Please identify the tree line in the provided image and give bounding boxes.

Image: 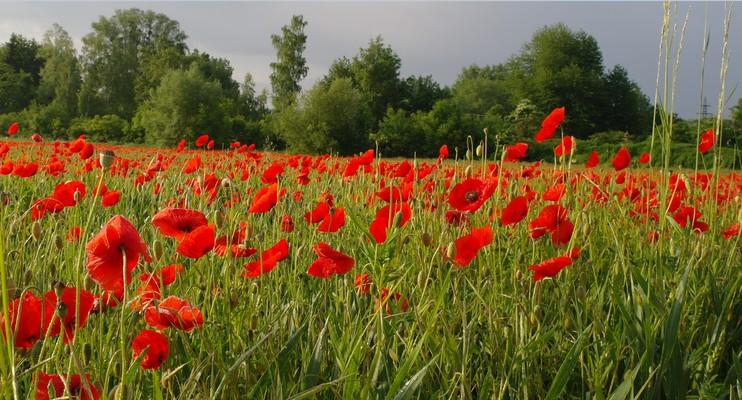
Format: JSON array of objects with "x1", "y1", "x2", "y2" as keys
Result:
[{"x1": 1, "y1": 9, "x2": 740, "y2": 156}]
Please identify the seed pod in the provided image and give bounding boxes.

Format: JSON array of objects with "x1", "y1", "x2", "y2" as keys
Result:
[
  {"x1": 220, "y1": 177, "x2": 232, "y2": 188},
  {"x1": 99, "y1": 150, "x2": 116, "y2": 170},
  {"x1": 153, "y1": 240, "x2": 164, "y2": 262},
  {"x1": 32, "y1": 221, "x2": 42, "y2": 241},
  {"x1": 446, "y1": 242, "x2": 456, "y2": 260}
]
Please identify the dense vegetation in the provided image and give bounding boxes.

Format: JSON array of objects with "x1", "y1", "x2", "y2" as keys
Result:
[{"x1": 2, "y1": 8, "x2": 740, "y2": 159}]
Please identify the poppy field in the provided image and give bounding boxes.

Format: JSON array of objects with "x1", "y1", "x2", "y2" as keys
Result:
[{"x1": 0, "y1": 111, "x2": 740, "y2": 399}]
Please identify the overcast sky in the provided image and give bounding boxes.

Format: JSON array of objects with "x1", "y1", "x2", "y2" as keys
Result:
[{"x1": 0, "y1": 1, "x2": 738, "y2": 118}]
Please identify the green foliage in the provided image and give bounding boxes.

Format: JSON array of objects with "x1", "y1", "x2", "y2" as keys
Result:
[
  {"x1": 350, "y1": 37, "x2": 403, "y2": 122},
  {"x1": 69, "y1": 114, "x2": 131, "y2": 142},
  {"x1": 0, "y1": 34, "x2": 43, "y2": 113},
  {"x1": 276, "y1": 77, "x2": 372, "y2": 155},
  {"x1": 37, "y1": 24, "x2": 81, "y2": 125},
  {"x1": 270, "y1": 15, "x2": 308, "y2": 111},
  {"x1": 372, "y1": 108, "x2": 431, "y2": 157},
  {"x1": 136, "y1": 66, "x2": 232, "y2": 146},
  {"x1": 79, "y1": 8, "x2": 188, "y2": 119}
]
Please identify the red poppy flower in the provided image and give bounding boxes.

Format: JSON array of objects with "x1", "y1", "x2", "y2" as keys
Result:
[
  {"x1": 698, "y1": 128, "x2": 714, "y2": 154},
  {"x1": 207, "y1": 139, "x2": 215, "y2": 150},
  {"x1": 195, "y1": 134, "x2": 210, "y2": 147},
  {"x1": 450, "y1": 226, "x2": 493, "y2": 267},
  {"x1": 12, "y1": 161, "x2": 38, "y2": 178},
  {"x1": 31, "y1": 197, "x2": 65, "y2": 220},
  {"x1": 280, "y1": 214, "x2": 295, "y2": 232},
  {"x1": 144, "y1": 296, "x2": 204, "y2": 332},
  {"x1": 444, "y1": 209, "x2": 468, "y2": 226},
  {"x1": 36, "y1": 373, "x2": 100, "y2": 400},
  {"x1": 248, "y1": 184, "x2": 284, "y2": 214},
  {"x1": 504, "y1": 143, "x2": 528, "y2": 162},
  {"x1": 304, "y1": 201, "x2": 331, "y2": 223},
  {"x1": 132, "y1": 329, "x2": 169, "y2": 370},
  {"x1": 152, "y1": 208, "x2": 208, "y2": 241},
  {"x1": 378, "y1": 288, "x2": 409, "y2": 315},
  {"x1": 529, "y1": 204, "x2": 572, "y2": 246},
  {"x1": 528, "y1": 256, "x2": 573, "y2": 282},
  {"x1": 52, "y1": 180, "x2": 86, "y2": 207},
  {"x1": 639, "y1": 152, "x2": 651, "y2": 164},
  {"x1": 438, "y1": 145, "x2": 449, "y2": 162},
  {"x1": 7, "y1": 122, "x2": 19, "y2": 135},
  {"x1": 183, "y1": 156, "x2": 201, "y2": 173},
  {"x1": 586, "y1": 150, "x2": 600, "y2": 168},
  {"x1": 722, "y1": 223, "x2": 740, "y2": 239},
  {"x1": 501, "y1": 196, "x2": 529, "y2": 226},
  {"x1": 243, "y1": 239, "x2": 290, "y2": 278},
  {"x1": 67, "y1": 226, "x2": 82, "y2": 242},
  {"x1": 553, "y1": 136, "x2": 574, "y2": 157},
  {"x1": 177, "y1": 139, "x2": 187, "y2": 151},
  {"x1": 0, "y1": 291, "x2": 45, "y2": 349},
  {"x1": 448, "y1": 178, "x2": 497, "y2": 213},
  {"x1": 176, "y1": 224, "x2": 215, "y2": 259},
  {"x1": 317, "y1": 207, "x2": 346, "y2": 233},
  {"x1": 31, "y1": 133, "x2": 42, "y2": 142},
  {"x1": 535, "y1": 107, "x2": 565, "y2": 142},
  {"x1": 79, "y1": 143, "x2": 94, "y2": 160},
  {"x1": 355, "y1": 273, "x2": 372, "y2": 295},
  {"x1": 85, "y1": 216, "x2": 151, "y2": 293},
  {"x1": 612, "y1": 147, "x2": 631, "y2": 171},
  {"x1": 307, "y1": 242, "x2": 355, "y2": 278},
  {"x1": 43, "y1": 287, "x2": 95, "y2": 343},
  {"x1": 101, "y1": 190, "x2": 121, "y2": 208},
  {"x1": 369, "y1": 202, "x2": 412, "y2": 243}
]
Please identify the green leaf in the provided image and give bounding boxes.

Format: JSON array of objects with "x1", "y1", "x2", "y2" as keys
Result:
[{"x1": 544, "y1": 325, "x2": 591, "y2": 400}]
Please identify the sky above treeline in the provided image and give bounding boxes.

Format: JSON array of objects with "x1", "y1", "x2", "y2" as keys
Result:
[{"x1": 0, "y1": 1, "x2": 738, "y2": 118}]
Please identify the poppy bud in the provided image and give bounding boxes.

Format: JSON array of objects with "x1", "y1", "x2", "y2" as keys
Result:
[
  {"x1": 49, "y1": 263, "x2": 56, "y2": 276},
  {"x1": 476, "y1": 142, "x2": 483, "y2": 157},
  {"x1": 53, "y1": 281, "x2": 65, "y2": 299},
  {"x1": 416, "y1": 270, "x2": 425, "y2": 288},
  {"x1": 216, "y1": 211, "x2": 226, "y2": 229},
  {"x1": 0, "y1": 191, "x2": 10, "y2": 206},
  {"x1": 576, "y1": 286, "x2": 587, "y2": 301},
  {"x1": 421, "y1": 232, "x2": 432, "y2": 247},
  {"x1": 84, "y1": 276, "x2": 94, "y2": 291},
  {"x1": 153, "y1": 240, "x2": 164, "y2": 262},
  {"x1": 31, "y1": 221, "x2": 42, "y2": 241},
  {"x1": 221, "y1": 178, "x2": 232, "y2": 188},
  {"x1": 534, "y1": 282, "x2": 542, "y2": 305},
  {"x1": 514, "y1": 269, "x2": 522, "y2": 280},
  {"x1": 73, "y1": 189, "x2": 81, "y2": 203},
  {"x1": 483, "y1": 127, "x2": 489, "y2": 136},
  {"x1": 465, "y1": 149, "x2": 472, "y2": 160},
  {"x1": 446, "y1": 242, "x2": 456, "y2": 260},
  {"x1": 54, "y1": 235, "x2": 64, "y2": 250},
  {"x1": 83, "y1": 343, "x2": 93, "y2": 364},
  {"x1": 23, "y1": 269, "x2": 33, "y2": 284},
  {"x1": 563, "y1": 315, "x2": 574, "y2": 330},
  {"x1": 5, "y1": 277, "x2": 16, "y2": 300},
  {"x1": 464, "y1": 165, "x2": 473, "y2": 178},
  {"x1": 99, "y1": 150, "x2": 116, "y2": 170},
  {"x1": 529, "y1": 311, "x2": 539, "y2": 326},
  {"x1": 56, "y1": 302, "x2": 68, "y2": 319}
]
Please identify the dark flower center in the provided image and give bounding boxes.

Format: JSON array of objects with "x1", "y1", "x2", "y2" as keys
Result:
[{"x1": 465, "y1": 190, "x2": 480, "y2": 203}]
